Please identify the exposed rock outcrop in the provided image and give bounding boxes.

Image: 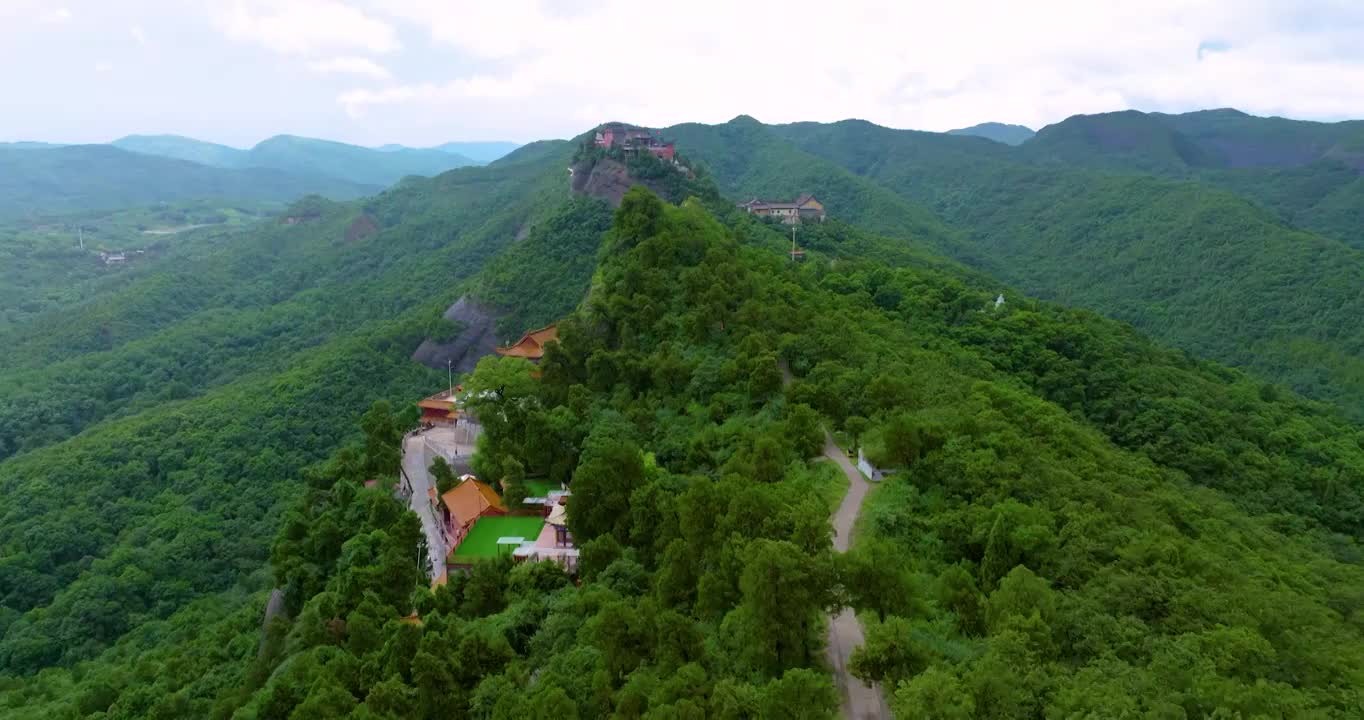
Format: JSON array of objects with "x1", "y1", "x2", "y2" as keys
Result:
[
  {"x1": 410, "y1": 295, "x2": 502, "y2": 374},
  {"x1": 570, "y1": 158, "x2": 673, "y2": 207}
]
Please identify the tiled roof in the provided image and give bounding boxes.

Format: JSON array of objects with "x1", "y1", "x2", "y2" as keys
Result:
[{"x1": 441, "y1": 478, "x2": 506, "y2": 528}]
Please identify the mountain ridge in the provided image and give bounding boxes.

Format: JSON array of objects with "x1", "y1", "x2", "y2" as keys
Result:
[{"x1": 946, "y1": 121, "x2": 1035, "y2": 145}]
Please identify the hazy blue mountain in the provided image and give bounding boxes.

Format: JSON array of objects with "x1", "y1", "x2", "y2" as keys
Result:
[
  {"x1": 245, "y1": 135, "x2": 477, "y2": 186},
  {"x1": 112, "y1": 134, "x2": 247, "y2": 168},
  {"x1": 946, "y1": 121, "x2": 1035, "y2": 145},
  {"x1": 110, "y1": 134, "x2": 483, "y2": 186},
  {"x1": 431, "y1": 141, "x2": 521, "y2": 162},
  {"x1": 0, "y1": 141, "x2": 66, "y2": 150},
  {"x1": 0, "y1": 144, "x2": 377, "y2": 217},
  {"x1": 376, "y1": 141, "x2": 520, "y2": 163}
]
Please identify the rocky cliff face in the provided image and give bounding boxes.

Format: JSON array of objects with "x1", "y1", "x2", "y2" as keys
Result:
[
  {"x1": 570, "y1": 157, "x2": 674, "y2": 207},
  {"x1": 410, "y1": 295, "x2": 502, "y2": 374}
]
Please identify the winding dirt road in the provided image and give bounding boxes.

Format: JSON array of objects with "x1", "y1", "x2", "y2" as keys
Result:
[{"x1": 823, "y1": 431, "x2": 892, "y2": 719}]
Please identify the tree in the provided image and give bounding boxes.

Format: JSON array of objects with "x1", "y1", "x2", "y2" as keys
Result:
[
  {"x1": 891, "y1": 665, "x2": 975, "y2": 720},
  {"x1": 936, "y1": 565, "x2": 985, "y2": 636},
  {"x1": 360, "y1": 401, "x2": 404, "y2": 479},
  {"x1": 429, "y1": 456, "x2": 458, "y2": 495},
  {"x1": 838, "y1": 537, "x2": 920, "y2": 621},
  {"x1": 730, "y1": 539, "x2": 832, "y2": 676},
  {"x1": 760, "y1": 668, "x2": 839, "y2": 720},
  {"x1": 568, "y1": 435, "x2": 646, "y2": 543},
  {"x1": 783, "y1": 403, "x2": 825, "y2": 459},
  {"x1": 849, "y1": 616, "x2": 932, "y2": 684}
]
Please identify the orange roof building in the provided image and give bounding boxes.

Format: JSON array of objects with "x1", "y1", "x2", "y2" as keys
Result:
[
  {"x1": 417, "y1": 389, "x2": 461, "y2": 426},
  {"x1": 439, "y1": 476, "x2": 507, "y2": 546},
  {"x1": 494, "y1": 324, "x2": 558, "y2": 362}
]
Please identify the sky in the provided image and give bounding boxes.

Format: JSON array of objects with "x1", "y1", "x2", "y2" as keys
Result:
[{"x1": 2, "y1": 0, "x2": 1363, "y2": 147}]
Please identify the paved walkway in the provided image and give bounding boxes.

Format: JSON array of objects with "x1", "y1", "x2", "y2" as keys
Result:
[
  {"x1": 823, "y1": 431, "x2": 892, "y2": 719},
  {"x1": 402, "y1": 433, "x2": 447, "y2": 581}
]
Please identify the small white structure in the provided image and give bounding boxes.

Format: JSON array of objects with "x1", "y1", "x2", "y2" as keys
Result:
[
  {"x1": 856, "y1": 448, "x2": 887, "y2": 482},
  {"x1": 994, "y1": 294, "x2": 1005, "y2": 309}
]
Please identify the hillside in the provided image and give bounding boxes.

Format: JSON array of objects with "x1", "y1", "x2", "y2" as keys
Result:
[
  {"x1": 947, "y1": 121, "x2": 1035, "y2": 145},
  {"x1": 6, "y1": 185, "x2": 1363, "y2": 717},
  {"x1": 1025, "y1": 110, "x2": 1218, "y2": 172},
  {"x1": 1018, "y1": 109, "x2": 1364, "y2": 250},
  {"x1": 246, "y1": 136, "x2": 479, "y2": 186},
  {"x1": 663, "y1": 116, "x2": 1364, "y2": 420},
  {"x1": 0, "y1": 199, "x2": 278, "y2": 331},
  {"x1": 666, "y1": 116, "x2": 967, "y2": 256},
  {"x1": 111, "y1": 134, "x2": 484, "y2": 187},
  {"x1": 111, "y1": 134, "x2": 247, "y2": 167},
  {"x1": 0, "y1": 139, "x2": 582, "y2": 676},
  {"x1": 432, "y1": 141, "x2": 521, "y2": 162},
  {"x1": 0, "y1": 145, "x2": 376, "y2": 218}
]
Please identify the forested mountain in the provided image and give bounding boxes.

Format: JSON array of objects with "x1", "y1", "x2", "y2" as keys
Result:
[
  {"x1": 375, "y1": 141, "x2": 519, "y2": 162},
  {"x1": 946, "y1": 122, "x2": 1035, "y2": 145},
  {"x1": 0, "y1": 141, "x2": 581, "y2": 675},
  {"x1": 4, "y1": 113, "x2": 1364, "y2": 719},
  {"x1": 246, "y1": 136, "x2": 479, "y2": 187},
  {"x1": 7, "y1": 174, "x2": 1363, "y2": 717},
  {"x1": 0, "y1": 145, "x2": 377, "y2": 218},
  {"x1": 431, "y1": 141, "x2": 522, "y2": 163},
  {"x1": 111, "y1": 134, "x2": 247, "y2": 168},
  {"x1": 0, "y1": 199, "x2": 278, "y2": 330},
  {"x1": 110, "y1": 134, "x2": 483, "y2": 187},
  {"x1": 1024, "y1": 109, "x2": 1364, "y2": 249},
  {"x1": 665, "y1": 116, "x2": 1364, "y2": 421}
]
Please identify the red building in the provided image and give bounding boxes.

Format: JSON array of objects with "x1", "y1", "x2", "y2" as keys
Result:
[
  {"x1": 647, "y1": 143, "x2": 675, "y2": 162},
  {"x1": 417, "y1": 388, "x2": 460, "y2": 427},
  {"x1": 594, "y1": 123, "x2": 676, "y2": 163}
]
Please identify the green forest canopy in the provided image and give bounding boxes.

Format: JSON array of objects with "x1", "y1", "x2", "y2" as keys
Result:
[{"x1": 5, "y1": 187, "x2": 1363, "y2": 719}]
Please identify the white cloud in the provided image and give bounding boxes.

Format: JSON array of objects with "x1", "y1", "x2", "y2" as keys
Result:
[
  {"x1": 131, "y1": 24, "x2": 146, "y2": 46},
  {"x1": 219, "y1": 0, "x2": 398, "y2": 56},
  {"x1": 351, "y1": 0, "x2": 1364, "y2": 135},
  {"x1": 94, "y1": 59, "x2": 113, "y2": 73},
  {"x1": 38, "y1": 7, "x2": 72, "y2": 23},
  {"x1": 309, "y1": 55, "x2": 391, "y2": 79},
  {"x1": 338, "y1": 72, "x2": 535, "y2": 116}
]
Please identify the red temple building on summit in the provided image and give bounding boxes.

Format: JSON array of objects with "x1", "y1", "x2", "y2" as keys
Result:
[{"x1": 594, "y1": 122, "x2": 676, "y2": 162}]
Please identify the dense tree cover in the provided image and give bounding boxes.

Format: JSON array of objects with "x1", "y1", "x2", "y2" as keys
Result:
[
  {"x1": 4, "y1": 189, "x2": 855, "y2": 718},
  {"x1": 0, "y1": 149, "x2": 571, "y2": 462},
  {"x1": 10, "y1": 186, "x2": 1364, "y2": 720},
  {"x1": 0, "y1": 145, "x2": 375, "y2": 219},
  {"x1": 6, "y1": 176, "x2": 1364, "y2": 718},
  {"x1": 6, "y1": 111, "x2": 1364, "y2": 719},
  {"x1": 671, "y1": 115, "x2": 1364, "y2": 420},
  {"x1": 473, "y1": 195, "x2": 615, "y2": 340},
  {"x1": 0, "y1": 200, "x2": 278, "y2": 330},
  {"x1": 748, "y1": 224, "x2": 1364, "y2": 714},
  {"x1": 0, "y1": 143, "x2": 581, "y2": 675}
]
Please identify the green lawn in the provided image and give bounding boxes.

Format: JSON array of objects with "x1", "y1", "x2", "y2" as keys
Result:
[
  {"x1": 450, "y1": 515, "x2": 546, "y2": 563},
  {"x1": 524, "y1": 478, "x2": 560, "y2": 497}
]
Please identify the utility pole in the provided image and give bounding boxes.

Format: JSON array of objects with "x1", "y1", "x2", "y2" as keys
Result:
[
  {"x1": 790, "y1": 224, "x2": 798, "y2": 260},
  {"x1": 447, "y1": 358, "x2": 453, "y2": 397}
]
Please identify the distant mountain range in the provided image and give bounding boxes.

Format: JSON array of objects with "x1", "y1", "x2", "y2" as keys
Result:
[
  {"x1": 0, "y1": 144, "x2": 379, "y2": 217},
  {"x1": 109, "y1": 134, "x2": 513, "y2": 187},
  {"x1": 946, "y1": 121, "x2": 1036, "y2": 145},
  {"x1": 376, "y1": 141, "x2": 522, "y2": 164},
  {"x1": 0, "y1": 134, "x2": 524, "y2": 217}
]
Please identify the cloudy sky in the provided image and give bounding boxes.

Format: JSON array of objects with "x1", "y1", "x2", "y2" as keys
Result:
[{"x1": 2, "y1": 0, "x2": 1363, "y2": 147}]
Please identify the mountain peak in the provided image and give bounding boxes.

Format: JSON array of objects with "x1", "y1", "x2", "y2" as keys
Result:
[{"x1": 946, "y1": 122, "x2": 1036, "y2": 145}]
